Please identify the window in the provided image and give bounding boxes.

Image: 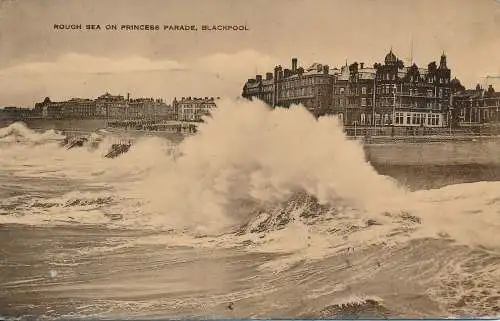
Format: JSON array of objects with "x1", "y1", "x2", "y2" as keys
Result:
[
  {"x1": 362, "y1": 87, "x2": 367, "y2": 95},
  {"x1": 428, "y1": 114, "x2": 440, "y2": 126},
  {"x1": 361, "y1": 98, "x2": 367, "y2": 106},
  {"x1": 395, "y1": 112, "x2": 404, "y2": 124},
  {"x1": 361, "y1": 113, "x2": 366, "y2": 125}
]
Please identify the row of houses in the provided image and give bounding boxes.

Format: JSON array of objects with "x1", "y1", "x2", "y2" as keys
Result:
[
  {"x1": 1, "y1": 94, "x2": 219, "y2": 122},
  {"x1": 242, "y1": 51, "x2": 499, "y2": 128},
  {"x1": 33, "y1": 93, "x2": 174, "y2": 121}
]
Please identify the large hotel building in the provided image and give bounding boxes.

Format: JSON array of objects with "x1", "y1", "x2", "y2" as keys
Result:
[{"x1": 242, "y1": 50, "x2": 471, "y2": 128}]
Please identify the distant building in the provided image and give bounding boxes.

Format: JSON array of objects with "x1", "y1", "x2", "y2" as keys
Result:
[
  {"x1": 95, "y1": 93, "x2": 128, "y2": 120},
  {"x1": 35, "y1": 97, "x2": 97, "y2": 119},
  {"x1": 174, "y1": 96, "x2": 218, "y2": 121},
  {"x1": 0, "y1": 107, "x2": 33, "y2": 120},
  {"x1": 452, "y1": 85, "x2": 500, "y2": 125},
  {"x1": 242, "y1": 58, "x2": 333, "y2": 117},
  {"x1": 63, "y1": 98, "x2": 97, "y2": 119}
]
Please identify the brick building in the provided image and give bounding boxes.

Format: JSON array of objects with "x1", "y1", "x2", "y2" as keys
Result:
[
  {"x1": 242, "y1": 58, "x2": 333, "y2": 117},
  {"x1": 243, "y1": 51, "x2": 459, "y2": 128},
  {"x1": 452, "y1": 85, "x2": 500, "y2": 125},
  {"x1": 335, "y1": 50, "x2": 454, "y2": 128}
]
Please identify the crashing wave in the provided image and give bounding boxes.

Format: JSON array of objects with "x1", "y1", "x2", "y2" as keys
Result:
[{"x1": 0, "y1": 122, "x2": 65, "y2": 144}]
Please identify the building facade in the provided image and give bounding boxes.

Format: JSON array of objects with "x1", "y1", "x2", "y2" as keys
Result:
[
  {"x1": 174, "y1": 97, "x2": 218, "y2": 121},
  {"x1": 0, "y1": 107, "x2": 34, "y2": 120},
  {"x1": 334, "y1": 50, "x2": 454, "y2": 128},
  {"x1": 63, "y1": 98, "x2": 98, "y2": 119},
  {"x1": 243, "y1": 52, "x2": 459, "y2": 128},
  {"x1": 452, "y1": 85, "x2": 500, "y2": 125},
  {"x1": 34, "y1": 93, "x2": 174, "y2": 121},
  {"x1": 242, "y1": 58, "x2": 333, "y2": 117},
  {"x1": 128, "y1": 98, "x2": 172, "y2": 120},
  {"x1": 95, "y1": 93, "x2": 128, "y2": 119}
]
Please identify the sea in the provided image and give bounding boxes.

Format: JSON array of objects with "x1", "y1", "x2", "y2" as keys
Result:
[{"x1": 0, "y1": 99, "x2": 499, "y2": 320}]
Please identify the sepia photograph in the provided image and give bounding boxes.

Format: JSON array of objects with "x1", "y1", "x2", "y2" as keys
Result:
[{"x1": 0, "y1": 0, "x2": 499, "y2": 319}]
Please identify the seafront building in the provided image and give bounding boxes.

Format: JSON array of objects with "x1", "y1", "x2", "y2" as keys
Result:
[
  {"x1": 32, "y1": 93, "x2": 175, "y2": 121},
  {"x1": 0, "y1": 107, "x2": 33, "y2": 121},
  {"x1": 2, "y1": 93, "x2": 219, "y2": 123},
  {"x1": 242, "y1": 58, "x2": 333, "y2": 117},
  {"x1": 452, "y1": 85, "x2": 500, "y2": 126},
  {"x1": 173, "y1": 96, "x2": 219, "y2": 121},
  {"x1": 242, "y1": 51, "x2": 469, "y2": 129}
]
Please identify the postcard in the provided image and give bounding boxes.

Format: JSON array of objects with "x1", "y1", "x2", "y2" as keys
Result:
[{"x1": 0, "y1": 0, "x2": 499, "y2": 319}]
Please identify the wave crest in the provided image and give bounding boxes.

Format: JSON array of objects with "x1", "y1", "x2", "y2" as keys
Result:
[{"x1": 0, "y1": 122, "x2": 65, "y2": 143}]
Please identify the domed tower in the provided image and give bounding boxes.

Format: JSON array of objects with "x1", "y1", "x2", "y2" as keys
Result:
[
  {"x1": 384, "y1": 49, "x2": 398, "y2": 66},
  {"x1": 380, "y1": 48, "x2": 400, "y2": 82}
]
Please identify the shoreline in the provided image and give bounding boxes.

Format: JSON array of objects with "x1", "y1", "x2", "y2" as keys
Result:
[{"x1": 3, "y1": 118, "x2": 500, "y2": 144}]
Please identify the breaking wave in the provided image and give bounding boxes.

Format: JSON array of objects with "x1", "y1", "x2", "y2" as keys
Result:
[
  {"x1": 0, "y1": 99, "x2": 499, "y2": 251},
  {"x1": 0, "y1": 122, "x2": 65, "y2": 144}
]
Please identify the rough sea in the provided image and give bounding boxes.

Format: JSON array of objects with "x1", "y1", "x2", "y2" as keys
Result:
[{"x1": 1, "y1": 99, "x2": 499, "y2": 319}]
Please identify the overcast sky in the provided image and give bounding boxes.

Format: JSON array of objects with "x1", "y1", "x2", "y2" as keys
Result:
[{"x1": 1, "y1": 0, "x2": 500, "y2": 107}]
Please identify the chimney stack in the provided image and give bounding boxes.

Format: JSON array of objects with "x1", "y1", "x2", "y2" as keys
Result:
[
  {"x1": 360, "y1": 62, "x2": 364, "y2": 69},
  {"x1": 256, "y1": 74, "x2": 262, "y2": 82},
  {"x1": 266, "y1": 72, "x2": 273, "y2": 80},
  {"x1": 292, "y1": 58, "x2": 298, "y2": 72},
  {"x1": 323, "y1": 65, "x2": 330, "y2": 75},
  {"x1": 274, "y1": 65, "x2": 282, "y2": 81}
]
